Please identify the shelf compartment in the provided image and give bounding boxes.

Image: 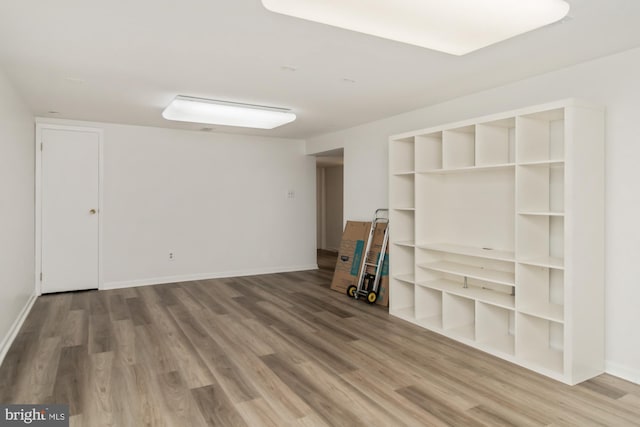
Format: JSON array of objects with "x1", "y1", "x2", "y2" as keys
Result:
[
  {"x1": 390, "y1": 174, "x2": 415, "y2": 209},
  {"x1": 415, "y1": 132, "x2": 443, "y2": 171},
  {"x1": 389, "y1": 245, "x2": 414, "y2": 284},
  {"x1": 477, "y1": 302, "x2": 515, "y2": 356},
  {"x1": 517, "y1": 264, "x2": 564, "y2": 323},
  {"x1": 389, "y1": 279, "x2": 415, "y2": 321},
  {"x1": 415, "y1": 286, "x2": 443, "y2": 330},
  {"x1": 516, "y1": 109, "x2": 564, "y2": 164},
  {"x1": 443, "y1": 126, "x2": 475, "y2": 169},
  {"x1": 389, "y1": 209, "x2": 415, "y2": 243},
  {"x1": 517, "y1": 163, "x2": 564, "y2": 213},
  {"x1": 418, "y1": 260, "x2": 515, "y2": 287},
  {"x1": 390, "y1": 136, "x2": 415, "y2": 174},
  {"x1": 517, "y1": 215, "x2": 564, "y2": 261},
  {"x1": 415, "y1": 169, "x2": 515, "y2": 251},
  {"x1": 414, "y1": 248, "x2": 443, "y2": 284},
  {"x1": 475, "y1": 118, "x2": 515, "y2": 166},
  {"x1": 443, "y1": 293, "x2": 475, "y2": 340},
  {"x1": 414, "y1": 172, "x2": 445, "y2": 244},
  {"x1": 416, "y1": 242, "x2": 515, "y2": 262},
  {"x1": 418, "y1": 278, "x2": 514, "y2": 310},
  {"x1": 517, "y1": 313, "x2": 564, "y2": 374}
]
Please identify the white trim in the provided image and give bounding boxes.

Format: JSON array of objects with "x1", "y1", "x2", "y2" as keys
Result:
[
  {"x1": 35, "y1": 125, "x2": 42, "y2": 295},
  {"x1": 35, "y1": 123, "x2": 104, "y2": 294},
  {"x1": 606, "y1": 361, "x2": 640, "y2": 385},
  {"x1": 0, "y1": 293, "x2": 37, "y2": 367},
  {"x1": 318, "y1": 167, "x2": 324, "y2": 249},
  {"x1": 98, "y1": 127, "x2": 104, "y2": 291},
  {"x1": 102, "y1": 264, "x2": 319, "y2": 290}
]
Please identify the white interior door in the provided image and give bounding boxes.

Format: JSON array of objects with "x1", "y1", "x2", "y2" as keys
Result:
[{"x1": 41, "y1": 127, "x2": 100, "y2": 293}]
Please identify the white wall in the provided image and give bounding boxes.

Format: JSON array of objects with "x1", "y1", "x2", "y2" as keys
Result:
[
  {"x1": 0, "y1": 68, "x2": 35, "y2": 361},
  {"x1": 307, "y1": 46, "x2": 640, "y2": 384},
  {"x1": 38, "y1": 119, "x2": 317, "y2": 288},
  {"x1": 310, "y1": 134, "x2": 388, "y2": 222}
]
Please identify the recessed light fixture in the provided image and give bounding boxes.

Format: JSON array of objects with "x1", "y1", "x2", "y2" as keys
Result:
[
  {"x1": 261, "y1": 0, "x2": 570, "y2": 55},
  {"x1": 162, "y1": 96, "x2": 296, "y2": 129}
]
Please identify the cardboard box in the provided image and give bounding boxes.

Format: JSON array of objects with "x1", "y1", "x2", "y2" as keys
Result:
[
  {"x1": 330, "y1": 221, "x2": 370, "y2": 294},
  {"x1": 330, "y1": 220, "x2": 389, "y2": 306}
]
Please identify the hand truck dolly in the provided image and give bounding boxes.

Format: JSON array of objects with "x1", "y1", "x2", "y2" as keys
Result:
[{"x1": 347, "y1": 209, "x2": 389, "y2": 304}]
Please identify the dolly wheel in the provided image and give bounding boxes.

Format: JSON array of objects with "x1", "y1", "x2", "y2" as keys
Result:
[
  {"x1": 367, "y1": 291, "x2": 378, "y2": 304},
  {"x1": 347, "y1": 285, "x2": 357, "y2": 298}
]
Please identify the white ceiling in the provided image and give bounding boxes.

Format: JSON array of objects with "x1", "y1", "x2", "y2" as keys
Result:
[{"x1": 1, "y1": 0, "x2": 640, "y2": 139}]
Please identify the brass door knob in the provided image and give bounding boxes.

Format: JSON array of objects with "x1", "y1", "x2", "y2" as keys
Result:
[{"x1": 89, "y1": 209, "x2": 97, "y2": 215}]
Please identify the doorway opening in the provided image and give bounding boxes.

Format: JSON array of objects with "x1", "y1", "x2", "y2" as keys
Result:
[{"x1": 315, "y1": 148, "x2": 344, "y2": 271}]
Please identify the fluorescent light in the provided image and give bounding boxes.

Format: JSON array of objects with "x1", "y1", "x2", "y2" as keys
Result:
[
  {"x1": 162, "y1": 96, "x2": 296, "y2": 129},
  {"x1": 261, "y1": 0, "x2": 570, "y2": 55}
]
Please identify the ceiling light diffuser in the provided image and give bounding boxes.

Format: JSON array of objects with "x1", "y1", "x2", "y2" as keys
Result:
[
  {"x1": 261, "y1": 0, "x2": 570, "y2": 55},
  {"x1": 162, "y1": 96, "x2": 296, "y2": 129}
]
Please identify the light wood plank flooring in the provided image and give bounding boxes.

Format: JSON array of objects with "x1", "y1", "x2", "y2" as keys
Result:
[{"x1": 1, "y1": 268, "x2": 639, "y2": 426}]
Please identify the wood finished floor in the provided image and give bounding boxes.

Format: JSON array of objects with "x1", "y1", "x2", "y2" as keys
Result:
[
  {"x1": 316, "y1": 249, "x2": 338, "y2": 271},
  {"x1": 1, "y1": 265, "x2": 639, "y2": 426}
]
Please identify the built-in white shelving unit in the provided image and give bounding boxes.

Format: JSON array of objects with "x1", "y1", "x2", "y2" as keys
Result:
[{"x1": 388, "y1": 100, "x2": 605, "y2": 385}]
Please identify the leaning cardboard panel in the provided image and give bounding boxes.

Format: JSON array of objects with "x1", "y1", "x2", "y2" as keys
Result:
[
  {"x1": 330, "y1": 221, "x2": 370, "y2": 295},
  {"x1": 330, "y1": 221, "x2": 389, "y2": 307}
]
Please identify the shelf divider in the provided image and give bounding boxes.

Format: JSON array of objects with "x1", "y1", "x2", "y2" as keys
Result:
[
  {"x1": 418, "y1": 260, "x2": 515, "y2": 286},
  {"x1": 418, "y1": 279, "x2": 514, "y2": 309},
  {"x1": 417, "y1": 242, "x2": 515, "y2": 262},
  {"x1": 418, "y1": 163, "x2": 515, "y2": 175},
  {"x1": 518, "y1": 256, "x2": 564, "y2": 270},
  {"x1": 518, "y1": 304, "x2": 564, "y2": 323}
]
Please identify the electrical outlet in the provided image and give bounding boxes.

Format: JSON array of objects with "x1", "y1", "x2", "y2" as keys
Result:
[
  {"x1": 287, "y1": 190, "x2": 295, "y2": 199},
  {"x1": 169, "y1": 252, "x2": 175, "y2": 261}
]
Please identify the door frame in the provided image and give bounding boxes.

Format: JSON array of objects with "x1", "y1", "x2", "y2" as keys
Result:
[{"x1": 35, "y1": 122, "x2": 104, "y2": 295}]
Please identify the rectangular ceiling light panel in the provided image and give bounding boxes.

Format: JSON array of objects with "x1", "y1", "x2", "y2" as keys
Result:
[
  {"x1": 162, "y1": 96, "x2": 296, "y2": 129},
  {"x1": 261, "y1": 0, "x2": 570, "y2": 55}
]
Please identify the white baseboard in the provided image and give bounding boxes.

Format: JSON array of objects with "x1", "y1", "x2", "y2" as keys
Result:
[
  {"x1": 606, "y1": 361, "x2": 640, "y2": 385},
  {"x1": 0, "y1": 292, "x2": 37, "y2": 367},
  {"x1": 102, "y1": 264, "x2": 319, "y2": 290}
]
